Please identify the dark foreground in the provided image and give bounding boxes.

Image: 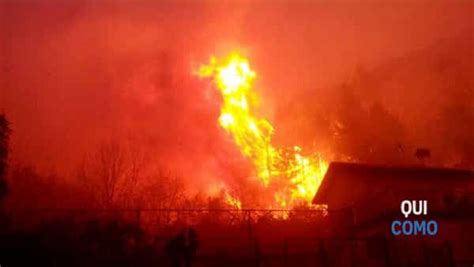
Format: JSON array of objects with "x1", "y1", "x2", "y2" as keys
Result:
[{"x1": 0, "y1": 211, "x2": 470, "y2": 267}]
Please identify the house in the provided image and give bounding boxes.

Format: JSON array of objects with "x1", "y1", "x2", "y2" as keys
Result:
[{"x1": 312, "y1": 162, "x2": 474, "y2": 267}]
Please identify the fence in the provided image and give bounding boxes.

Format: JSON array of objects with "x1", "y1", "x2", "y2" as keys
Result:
[{"x1": 2, "y1": 208, "x2": 457, "y2": 267}]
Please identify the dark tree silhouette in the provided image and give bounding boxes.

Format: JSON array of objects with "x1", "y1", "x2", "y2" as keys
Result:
[
  {"x1": 0, "y1": 114, "x2": 11, "y2": 202},
  {"x1": 333, "y1": 83, "x2": 407, "y2": 164}
]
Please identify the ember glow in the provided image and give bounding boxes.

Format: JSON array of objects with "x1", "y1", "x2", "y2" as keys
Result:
[{"x1": 198, "y1": 52, "x2": 329, "y2": 210}]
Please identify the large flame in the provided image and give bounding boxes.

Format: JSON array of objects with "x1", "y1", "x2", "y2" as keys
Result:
[{"x1": 199, "y1": 52, "x2": 328, "y2": 210}]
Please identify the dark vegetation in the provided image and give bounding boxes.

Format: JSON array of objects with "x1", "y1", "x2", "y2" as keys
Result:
[{"x1": 0, "y1": 114, "x2": 10, "y2": 203}]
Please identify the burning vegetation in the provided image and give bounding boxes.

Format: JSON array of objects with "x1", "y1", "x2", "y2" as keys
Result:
[{"x1": 198, "y1": 53, "x2": 328, "y2": 211}]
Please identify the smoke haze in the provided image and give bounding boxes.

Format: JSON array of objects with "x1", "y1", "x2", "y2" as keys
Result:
[{"x1": 1, "y1": 0, "x2": 473, "y2": 197}]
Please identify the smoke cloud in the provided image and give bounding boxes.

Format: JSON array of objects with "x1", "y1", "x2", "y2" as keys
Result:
[{"x1": 1, "y1": 0, "x2": 472, "y2": 201}]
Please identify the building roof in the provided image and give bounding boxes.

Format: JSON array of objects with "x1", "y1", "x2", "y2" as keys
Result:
[{"x1": 313, "y1": 162, "x2": 474, "y2": 206}]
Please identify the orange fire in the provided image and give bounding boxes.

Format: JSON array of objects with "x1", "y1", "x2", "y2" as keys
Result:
[{"x1": 198, "y1": 52, "x2": 328, "y2": 211}]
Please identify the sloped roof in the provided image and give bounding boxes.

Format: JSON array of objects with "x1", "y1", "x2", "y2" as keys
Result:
[{"x1": 313, "y1": 162, "x2": 474, "y2": 205}]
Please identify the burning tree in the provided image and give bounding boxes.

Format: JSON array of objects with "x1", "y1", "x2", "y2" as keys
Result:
[{"x1": 198, "y1": 53, "x2": 328, "y2": 211}]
